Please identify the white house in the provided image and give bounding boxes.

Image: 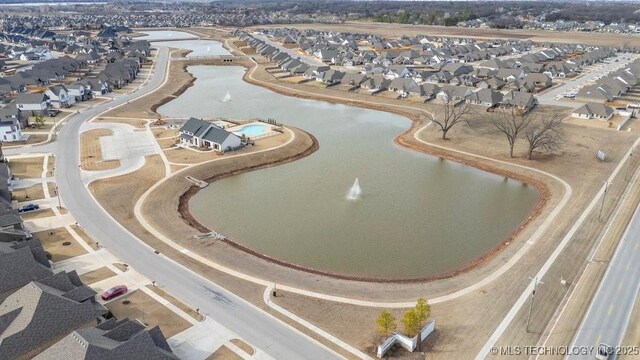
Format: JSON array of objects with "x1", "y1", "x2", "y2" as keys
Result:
[
  {"x1": 45, "y1": 85, "x2": 75, "y2": 108},
  {"x1": 178, "y1": 117, "x2": 242, "y2": 152},
  {"x1": 0, "y1": 118, "x2": 23, "y2": 142},
  {"x1": 15, "y1": 93, "x2": 48, "y2": 115},
  {"x1": 571, "y1": 102, "x2": 614, "y2": 120},
  {"x1": 67, "y1": 83, "x2": 88, "y2": 101}
]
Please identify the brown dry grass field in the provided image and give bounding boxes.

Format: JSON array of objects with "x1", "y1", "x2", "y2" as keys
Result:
[
  {"x1": 80, "y1": 267, "x2": 117, "y2": 285},
  {"x1": 146, "y1": 285, "x2": 204, "y2": 321},
  {"x1": 93, "y1": 117, "x2": 148, "y2": 129},
  {"x1": 254, "y1": 22, "x2": 640, "y2": 47},
  {"x1": 229, "y1": 339, "x2": 254, "y2": 356},
  {"x1": 80, "y1": 129, "x2": 121, "y2": 171},
  {"x1": 105, "y1": 289, "x2": 191, "y2": 338},
  {"x1": 151, "y1": 127, "x2": 178, "y2": 139},
  {"x1": 9, "y1": 157, "x2": 44, "y2": 178},
  {"x1": 163, "y1": 132, "x2": 290, "y2": 164},
  {"x1": 89, "y1": 155, "x2": 165, "y2": 228},
  {"x1": 20, "y1": 208, "x2": 55, "y2": 221},
  {"x1": 206, "y1": 346, "x2": 242, "y2": 360},
  {"x1": 12, "y1": 184, "x2": 44, "y2": 202},
  {"x1": 70, "y1": 224, "x2": 98, "y2": 250},
  {"x1": 34, "y1": 227, "x2": 88, "y2": 262}
]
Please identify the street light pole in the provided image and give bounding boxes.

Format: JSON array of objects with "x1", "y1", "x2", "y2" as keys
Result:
[
  {"x1": 526, "y1": 277, "x2": 543, "y2": 333},
  {"x1": 598, "y1": 181, "x2": 609, "y2": 221}
]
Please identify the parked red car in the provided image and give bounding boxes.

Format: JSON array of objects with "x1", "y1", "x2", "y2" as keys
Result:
[{"x1": 101, "y1": 285, "x2": 128, "y2": 301}]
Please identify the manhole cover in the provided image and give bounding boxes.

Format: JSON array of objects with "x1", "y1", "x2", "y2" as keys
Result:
[
  {"x1": 62, "y1": 241, "x2": 72, "y2": 246},
  {"x1": 122, "y1": 300, "x2": 131, "y2": 305}
]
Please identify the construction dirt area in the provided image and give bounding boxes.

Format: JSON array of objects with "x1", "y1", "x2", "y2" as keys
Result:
[{"x1": 81, "y1": 26, "x2": 640, "y2": 359}]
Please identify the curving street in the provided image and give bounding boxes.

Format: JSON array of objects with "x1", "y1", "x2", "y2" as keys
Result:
[{"x1": 7, "y1": 46, "x2": 341, "y2": 360}]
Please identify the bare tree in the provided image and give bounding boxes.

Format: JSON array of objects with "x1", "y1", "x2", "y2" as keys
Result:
[
  {"x1": 426, "y1": 99, "x2": 473, "y2": 140},
  {"x1": 524, "y1": 114, "x2": 564, "y2": 160},
  {"x1": 490, "y1": 108, "x2": 536, "y2": 158}
]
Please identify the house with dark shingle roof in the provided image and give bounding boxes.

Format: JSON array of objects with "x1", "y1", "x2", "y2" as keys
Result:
[
  {"x1": 179, "y1": 117, "x2": 242, "y2": 152},
  {"x1": 572, "y1": 103, "x2": 614, "y2": 120},
  {"x1": 0, "y1": 271, "x2": 107, "y2": 359},
  {"x1": 0, "y1": 239, "x2": 52, "y2": 297},
  {"x1": 16, "y1": 92, "x2": 49, "y2": 116},
  {"x1": 35, "y1": 318, "x2": 179, "y2": 360}
]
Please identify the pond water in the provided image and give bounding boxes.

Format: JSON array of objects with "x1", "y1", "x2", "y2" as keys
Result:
[{"x1": 158, "y1": 61, "x2": 539, "y2": 279}]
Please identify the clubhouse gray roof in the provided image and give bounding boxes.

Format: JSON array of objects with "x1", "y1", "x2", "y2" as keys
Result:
[{"x1": 180, "y1": 117, "x2": 237, "y2": 144}]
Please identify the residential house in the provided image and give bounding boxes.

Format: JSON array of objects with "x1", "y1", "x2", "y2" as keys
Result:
[
  {"x1": 15, "y1": 93, "x2": 49, "y2": 115},
  {"x1": 179, "y1": 117, "x2": 242, "y2": 152},
  {"x1": 466, "y1": 89, "x2": 503, "y2": 107},
  {"x1": 0, "y1": 271, "x2": 107, "y2": 359},
  {"x1": 436, "y1": 85, "x2": 473, "y2": 102},
  {"x1": 500, "y1": 91, "x2": 537, "y2": 112},
  {"x1": 45, "y1": 85, "x2": 75, "y2": 108},
  {"x1": 571, "y1": 102, "x2": 614, "y2": 120},
  {"x1": 35, "y1": 318, "x2": 179, "y2": 360}
]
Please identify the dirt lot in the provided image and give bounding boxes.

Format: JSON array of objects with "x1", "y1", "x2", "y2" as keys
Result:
[
  {"x1": 254, "y1": 22, "x2": 640, "y2": 47},
  {"x1": 9, "y1": 157, "x2": 44, "y2": 178},
  {"x1": 80, "y1": 267, "x2": 117, "y2": 285},
  {"x1": 34, "y1": 227, "x2": 88, "y2": 262},
  {"x1": 105, "y1": 289, "x2": 191, "y2": 338},
  {"x1": 80, "y1": 128, "x2": 121, "y2": 171}
]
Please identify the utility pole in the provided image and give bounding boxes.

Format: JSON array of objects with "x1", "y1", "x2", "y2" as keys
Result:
[
  {"x1": 55, "y1": 185, "x2": 61, "y2": 209},
  {"x1": 598, "y1": 181, "x2": 609, "y2": 221},
  {"x1": 526, "y1": 277, "x2": 543, "y2": 333},
  {"x1": 625, "y1": 146, "x2": 634, "y2": 181}
]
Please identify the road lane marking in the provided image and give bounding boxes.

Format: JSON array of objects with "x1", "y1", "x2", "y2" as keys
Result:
[
  {"x1": 618, "y1": 281, "x2": 624, "y2": 291},
  {"x1": 608, "y1": 304, "x2": 614, "y2": 315},
  {"x1": 627, "y1": 261, "x2": 631, "y2": 270}
]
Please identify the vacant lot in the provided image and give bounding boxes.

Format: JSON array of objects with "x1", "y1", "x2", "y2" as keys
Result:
[
  {"x1": 12, "y1": 184, "x2": 44, "y2": 202},
  {"x1": 34, "y1": 227, "x2": 88, "y2": 262},
  {"x1": 20, "y1": 208, "x2": 55, "y2": 221},
  {"x1": 80, "y1": 267, "x2": 117, "y2": 285},
  {"x1": 80, "y1": 128, "x2": 121, "y2": 171},
  {"x1": 105, "y1": 289, "x2": 191, "y2": 338},
  {"x1": 9, "y1": 157, "x2": 44, "y2": 178}
]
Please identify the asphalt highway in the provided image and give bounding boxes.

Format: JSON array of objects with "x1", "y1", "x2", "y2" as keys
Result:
[{"x1": 567, "y1": 203, "x2": 640, "y2": 360}]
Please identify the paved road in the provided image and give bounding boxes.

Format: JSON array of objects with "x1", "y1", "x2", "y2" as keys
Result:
[
  {"x1": 13, "y1": 46, "x2": 340, "y2": 360},
  {"x1": 567, "y1": 203, "x2": 640, "y2": 359},
  {"x1": 537, "y1": 53, "x2": 640, "y2": 108}
]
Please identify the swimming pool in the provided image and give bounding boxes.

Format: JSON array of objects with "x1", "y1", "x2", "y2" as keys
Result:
[{"x1": 232, "y1": 124, "x2": 269, "y2": 138}]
